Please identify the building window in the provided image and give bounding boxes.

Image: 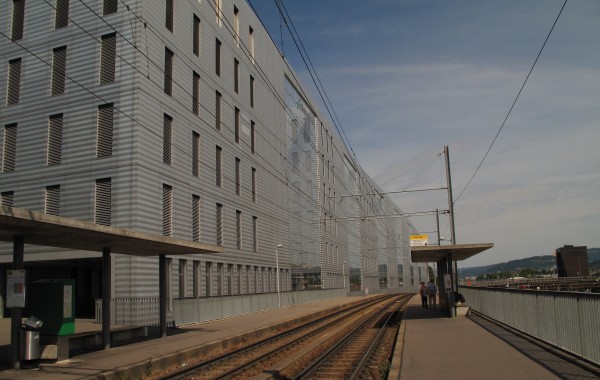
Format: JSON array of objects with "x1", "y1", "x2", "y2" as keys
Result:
[
  {"x1": 192, "y1": 131, "x2": 200, "y2": 177},
  {"x1": 216, "y1": 203, "x2": 223, "y2": 246},
  {"x1": 163, "y1": 114, "x2": 172, "y2": 165},
  {"x1": 3, "y1": 124, "x2": 17, "y2": 173},
  {"x1": 249, "y1": 26, "x2": 255, "y2": 64},
  {"x1": 214, "y1": 0, "x2": 222, "y2": 26},
  {"x1": 235, "y1": 157, "x2": 240, "y2": 195},
  {"x1": 95, "y1": 178, "x2": 111, "y2": 226},
  {"x1": 7, "y1": 58, "x2": 21, "y2": 105},
  {"x1": 215, "y1": 38, "x2": 221, "y2": 76},
  {"x1": 165, "y1": 0, "x2": 173, "y2": 32},
  {"x1": 164, "y1": 48, "x2": 173, "y2": 95},
  {"x1": 97, "y1": 103, "x2": 113, "y2": 158},
  {"x1": 47, "y1": 114, "x2": 63, "y2": 166},
  {"x1": 12, "y1": 0, "x2": 25, "y2": 41},
  {"x1": 252, "y1": 216, "x2": 257, "y2": 252},
  {"x1": 193, "y1": 261, "x2": 200, "y2": 297},
  {"x1": 251, "y1": 167, "x2": 256, "y2": 202},
  {"x1": 100, "y1": 33, "x2": 116, "y2": 84},
  {"x1": 1, "y1": 191, "x2": 14, "y2": 207},
  {"x1": 193, "y1": 15, "x2": 200, "y2": 56},
  {"x1": 103, "y1": 0, "x2": 117, "y2": 15},
  {"x1": 55, "y1": 0, "x2": 69, "y2": 29},
  {"x1": 45, "y1": 185, "x2": 60, "y2": 216},
  {"x1": 215, "y1": 145, "x2": 222, "y2": 187},
  {"x1": 250, "y1": 76, "x2": 254, "y2": 107},
  {"x1": 234, "y1": 107, "x2": 240, "y2": 143},
  {"x1": 192, "y1": 71, "x2": 200, "y2": 115},
  {"x1": 234, "y1": 59, "x2": 239, "y2": 93},
  {"x1": 178, "y1": 259, "x2": 187, "y2": 297},
  {"x1": 236, "y1": 210, "x2": 242, "y2": 249},
  {"x1": 215, "y1": 90, "x2": 221, "y2": 130},
  {"x1": 234, "y1": 6, "x2": 240, "y2": 46},
  {"x1": 250, "y1": 121, "x2": 255, "y2": 153},
  {"x1": 162, "y1": 184, "x2": 172, "y2": 236},
  {"x1": 51, "y1": 46, "x2": 67, "y2": 95},
  {"x1": 192, "y1": 194, "x2": 200, "y2": 241}
]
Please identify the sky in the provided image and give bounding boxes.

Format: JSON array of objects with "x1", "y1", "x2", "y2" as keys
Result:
[{"x1": 249, "y1": 0, "x2": 600, "y2": 268}]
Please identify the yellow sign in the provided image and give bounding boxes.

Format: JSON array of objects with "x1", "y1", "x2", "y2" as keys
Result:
[{"x1": 410, "y1": 234, "x2": 429, "y2": 247}]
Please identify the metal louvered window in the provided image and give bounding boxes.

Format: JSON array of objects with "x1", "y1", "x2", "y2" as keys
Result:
[
  {"x1": 250, "y1": 76, "x2": 254, "y2": 108},
  {"x1": 216, "y1": 203, "x2": 223, "y2": 246},
  {"x1": 3, "y1": 124, "x2": 17, "y2": 173},
  {"x1": 97, "y1": 103, "x2": 113, "y2": 157},
  {"x1": 215, "y1": 91, "x2": 221, "y2": 130},
  {"x1": 235, "y1": 157, "x2": 240, "y2": 195},
  {"x1": 163, "y1": 184, "x2": 172, "y2": 236},
  {"x1": 192, "y1": 195, "x2": 200, "y2": 241},
  {"x1": 55, "y1": 0, "x2": 69, "y2": 29},
  {"x1": 192, "y1": 71, "x2": 200, "y2": 115},
  {"x1": 192, "y1": 132, "x2": 200, "y2": 177},
  {"x1": 249, "y1": 26, "x2": 255, "y2": 64},
  {"x1": 45, "y1": 185, "x2": 60, "y2": 216},
  {"x1": 100, "y1": 33, "x2": 116, "y2": 84},
  {"x1": 234, "y1": 107, "x2": 240, "y2": 143},
  {"x1": 163, "y1": 114, "x2": 172, "y2": 165},
  {"x1": 47, "y1": 114, "x2": 63, "y2": 166},
  {"x1": 164, "y1": 48, "x2": 173, "y2": 95},
  {"x1": 250, "y1": 121, "x2": 255, "y2": 153},
  {"x1": 251, "y1": 167, "x2": 256, "y2": 202},
  {"x1": 236, "y1": 210, "x2": 242, "y2": 249},
  {"x1": 103, "y1": 0, "x2": 117, "y2": 15},
  {"x1": 215, "y1": 38, "x2": 221, "y2": 76},
  {"x1": 7, "y1": 58, "x2": 21, "y2": 105},
  {"x1": 95, "y1": 178, "x2": 111, "y2": 226},
  {"x1": 51, "y1": 46, "x2": 67, "y2": 95},
  {"x1": 12, "y1": 0, "x2": 25, "y2": 41},
  {"x1": 1, "y1": 191, "x2": 14, "y2": 207},
  {"x1": 215, "y1": 146, "x2": 222, "y2": 187},
  {"x1": 234, "y1": 59, "x2": 239, "y2": 93},
  {"x1": 234, "y1": 6, "x2": 239, "y2": 46},
  {"x1": 252, "y1": 216, "x2": 258, "y2": 252},
  {"x1": 165, "y1": 0, "x2": 173, "y2": 32},
  {"x1": 193, "y1": 15, "x2": 200, "y2": 56}
]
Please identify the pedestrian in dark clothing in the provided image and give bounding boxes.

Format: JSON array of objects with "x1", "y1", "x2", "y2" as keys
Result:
[{"x1": 419, "y1": 281, "x2": 427, "y2": 309}]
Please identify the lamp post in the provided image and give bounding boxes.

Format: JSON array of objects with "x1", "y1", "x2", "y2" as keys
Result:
[
  {"x1": 343, "y1": 261, "x2": 347, "y2": 291},
  {"x1": 275, "y1": 244, "x2": 283, "y2": 307}
]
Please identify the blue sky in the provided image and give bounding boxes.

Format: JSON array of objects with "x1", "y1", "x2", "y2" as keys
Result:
[{"x1": 249, "y1": 0, "x2": 600, "y2": 267}]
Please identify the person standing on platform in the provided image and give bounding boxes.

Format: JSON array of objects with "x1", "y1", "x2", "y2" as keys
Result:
[
  {"x1": 426, "y1": 279, "x2": 437, "y2": 309},
  {"x1": 419, "y1": 281, "x2": 427, "y2": 309}
]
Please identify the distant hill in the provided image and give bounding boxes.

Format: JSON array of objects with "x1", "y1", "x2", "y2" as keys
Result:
[{"x1": 459, "y1": 247, "x2": 600, "y2": 278}]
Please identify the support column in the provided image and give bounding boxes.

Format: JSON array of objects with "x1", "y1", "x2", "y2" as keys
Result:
[
  {"x1": 11, "y1": 236, "x2": 24, "y2": 369},
  {"x1": 102, "y1": 248, "x2": 111, "y2": 349},
  {"x1": 159, "y1": 254, "x2": 167, "y2": 337}
]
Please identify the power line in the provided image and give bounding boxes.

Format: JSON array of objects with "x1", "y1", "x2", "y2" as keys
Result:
[{"x1": 455, "y1": 0, "x2": 568, "y2": 203}]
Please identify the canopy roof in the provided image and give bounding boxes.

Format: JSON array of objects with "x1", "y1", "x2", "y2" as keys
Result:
[
  {"x1": 411, "y1": 243, "x2": 493, "y2": 263},
  {"x1": 0, "y1": 207, "x2": 223, "y2": 256}
]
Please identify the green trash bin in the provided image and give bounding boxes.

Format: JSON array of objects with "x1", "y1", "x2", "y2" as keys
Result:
[{"x1": 27, "y1": 279, "x2": 75, "y2": 336}]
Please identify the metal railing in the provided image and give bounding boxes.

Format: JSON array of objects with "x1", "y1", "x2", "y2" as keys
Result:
[
  {"x1": 95, "y1": 288, "x2": 347, "y2": 327},
  {"x1": 459, "y1": 286, "x2": 600, "y2": 365}
]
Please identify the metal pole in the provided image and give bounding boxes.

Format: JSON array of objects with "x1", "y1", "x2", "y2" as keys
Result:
[
  {"x1": 11, "y1": 236, "x2": 24, "y2": 369},
  {"x1": 436, "y1": 209, "x2": 441, "y2": 245},
  {"x1": 275, "y1": 245, "x2": 282, "y2": 307},
  {"x1": 102, "y1": 247, "x2": 111, "y2": 349},
  {"x1": 159, "y1": 254, "x2": 167, "y2": 337},
  {"x1": 445, "y1": 146, "x2": 458, "y2": 316}
]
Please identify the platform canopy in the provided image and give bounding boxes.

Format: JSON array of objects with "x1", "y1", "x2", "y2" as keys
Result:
[
  {"x1": 0, "y1": 206, "x2": 223, "y2": 256},
  {"x1": 411, "y1": 243, "x2": 493, "y2": 263}
]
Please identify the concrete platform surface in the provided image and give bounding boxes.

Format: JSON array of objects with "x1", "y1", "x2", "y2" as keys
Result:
[
  {"x1": 2, "y1": 294, "x2": 596, "y2": 380},
  {"x1": 391, "y1": 295, "x2": 598, "y2": 380},
  {"x1": 0, "y1": 295, "x2": 372, "y2": 379}
]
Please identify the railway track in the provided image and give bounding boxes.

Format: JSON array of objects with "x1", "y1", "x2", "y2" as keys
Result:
[{"x1": 159, "y1": 294, "x2": 411, "y2": 380}]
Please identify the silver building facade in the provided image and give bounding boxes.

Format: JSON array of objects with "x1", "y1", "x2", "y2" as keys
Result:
[{"x1": 1, "y1": 0, "x2": 426, "y2": 323}]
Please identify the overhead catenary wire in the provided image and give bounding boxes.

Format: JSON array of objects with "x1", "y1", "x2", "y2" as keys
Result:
[{"x1": 455, "y1": 0, "x2": 568, "y2": 203}]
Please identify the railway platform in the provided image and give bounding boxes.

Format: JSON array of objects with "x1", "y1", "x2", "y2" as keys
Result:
[{"x1": 0, "y1": 293, "x2": 597, "y2": 380}]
